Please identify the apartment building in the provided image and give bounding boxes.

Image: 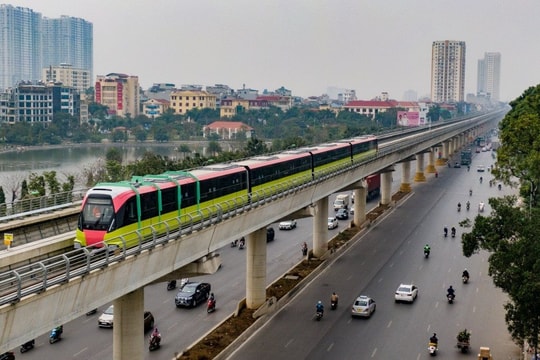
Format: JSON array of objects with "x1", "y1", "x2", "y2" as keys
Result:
[
  {"x1": 95, "y1": 73, "x2": 140, "y2": 117},
  {"x1": 431, "y1": 40, "x2": 466, "y2": 103},
  {"x1": 477, "y1": 52, "x2": 501, "y2": 101},
  {"x1": 169, "y1": 90, "x2": 216, "y2": 114},
  {"x1": 43, "y1": 63, "x2": 92, "y2": 93}
]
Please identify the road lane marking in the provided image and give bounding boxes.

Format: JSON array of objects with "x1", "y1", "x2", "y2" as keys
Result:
[
  {"x1": 389, "y1": 262, "x2": 394, "y2": 268},
  {"x1": 347, "y1": 275, "x2": 352, "y2": 280},
  {"x1": 435, "y1": 301, "x2": 439, "y2": 308},
  {"x1": 427, "y1": 324, "x2": 431, "y2": 332},
  {"x1": 472, "y1": 306, "x2": 476, "y2": 313},
  {"x1": 74, "y1": 347, "x2": 88, "y2": 357},
  {"x1": 417, "y1": 353, "x2": 421, "y2": 360},
  {"x1": 327, "y1": 343, "x2": 334, "y2": 352},
  {"x1": 371, "y1": 348, "x2": 377, "y2": 357},
  {"x1": 168, "y1": 322, "x2": 178, "y2": 331},
  {"x1": 285, "y1": 338, "x2": 294, "y2": 348},
  {"x1": 378, "y1": 277, "x2": 383, "y2": 283},
  {"x1": 387, "y1": 320, "x2": 392, "y2": 328},
  {"x1": 347, "y1": 318, "x2": 352, "y2": 324}
]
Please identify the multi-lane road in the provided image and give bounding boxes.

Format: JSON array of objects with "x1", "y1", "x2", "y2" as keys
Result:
[
  {"x1": 12, "y1": 164, "x2": 406, "y2": 359},
  {"x1": 228, "y1": 150, "x2": 521, "y2": 359}
]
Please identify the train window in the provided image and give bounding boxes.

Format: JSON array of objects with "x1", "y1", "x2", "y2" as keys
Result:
[
  {"x1": 82, "y1": 196, "x2": 114, "y2": 230},
  {"x1": 162, "y1": 187, "x2": 178, "y2": 213}
]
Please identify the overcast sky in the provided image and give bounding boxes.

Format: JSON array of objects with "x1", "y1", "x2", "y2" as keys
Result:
[{"x1": 7, "y1": 0, "x2": 540, "y2": 101}]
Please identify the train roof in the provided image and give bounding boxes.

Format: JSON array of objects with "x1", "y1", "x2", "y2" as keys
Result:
[{"x1": 233, "y1": 151, "x2": 312, "y2": 168}]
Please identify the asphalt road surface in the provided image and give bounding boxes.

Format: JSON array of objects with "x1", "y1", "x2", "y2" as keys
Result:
[
  {"x1": 227, "y1": 150, "x2": 521, "y2": 360},
  {"x1": 12, "y1": 166, "x2": 407, "y2": 359}
]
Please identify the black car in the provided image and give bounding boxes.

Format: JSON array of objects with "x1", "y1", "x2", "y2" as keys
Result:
[
  {"x1": 0, "y1": 352, "x2": 15, "y2": 360},
  {"x1": 175, "y1": 282, "x2": 211, "y2": 308},
  {"x1": 336, "y1": 208, "x2": 349, "y2": 220},
  {"x1": 266, "y1": 227, "x2": 275, "y2": 242}
]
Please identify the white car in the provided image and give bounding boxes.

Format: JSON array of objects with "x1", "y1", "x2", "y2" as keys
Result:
[
  {"x1": 477, "y1": 165, "x2": 485, "y2": 172},
  {"x1": 98, "y1": 305, "x2": 114, "y2": 328},
  {"x1": 328, "y1": 217, "x2": 338, "y2": 229},
  {"x1": 279, "y1": 219, "x2": 297, "y2": 230},
  {"x1": 395, "y1": 284, "x2": 418, "y2": 303},
  {"x1": 351, "y1": 295, "x2": 376, "y2": 318}
]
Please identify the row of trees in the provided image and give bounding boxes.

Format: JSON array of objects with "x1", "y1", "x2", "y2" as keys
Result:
[{"x1": 461, "y1": 84, "x2": 540, "y2": 354}]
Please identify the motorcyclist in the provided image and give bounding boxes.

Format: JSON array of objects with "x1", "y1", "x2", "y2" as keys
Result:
[
  {"x1": 316, "y1": 300, "x2": 324, "y2": 314},
  {"x1": 498, "y1": 183, "x2": 502, "y2": 190},
  {"x1": 330, "y1": 292, "x2": 339, "y2": 305},
  {"x1": 444, "y1": 226, "x2": 448, "y2": 237},
  {"x1": 424, "y1": 244, "x2": 431, "y2": 253},
  {"x1": 151, "y1": 327, "x2": 161, "y2": 345},
  {"x1": 466, "y1": 200, "x2": 470, "y2": 210},
  {"x1": 467, "y1": 165, "x2": 470, "y2": 171},
  {"x1": 447, "y1": 285, "x2": 455, "y2": 298},
  {"x1": 451, "y1": 227, "x2": 456, "y2": 237},
  {"x1": 469, "y1": 189, "x2": 473, "y2": 196},
  {"x1": 462, "y1": 269, "x2": 470, "y2": 280},
  {"x1": 430, "y1": 333, "x2": 439, "y2": 345},
  {"x1": 480, "y1": 176, "x2": 483, "y2": 183},
  {"x1": 457, "y1": 202, "x2": 461, "y2": 211},
  {"x1": 209, "y1": 292, "x2": 215, "y2": 302}
]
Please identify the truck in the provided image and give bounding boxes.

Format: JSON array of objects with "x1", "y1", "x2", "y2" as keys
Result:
[
  {"x1": 351, "y1": 174, "x2": 381, "y2": 203},
  {"x1": 333, "y1": 194, "x2": 350, "y2": 211},
  {"x1": 460, "y1": 150, "x2": 472, "y2": 165}
]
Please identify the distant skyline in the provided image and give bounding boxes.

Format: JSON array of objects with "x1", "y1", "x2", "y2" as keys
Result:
[{"x1": 4, "y1": 1, "x2": 540, "y2": 102}]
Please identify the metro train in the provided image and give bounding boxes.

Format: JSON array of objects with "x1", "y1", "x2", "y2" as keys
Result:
[{"x1": 74, "y1": 135, "x2": 378, "y2": 249}]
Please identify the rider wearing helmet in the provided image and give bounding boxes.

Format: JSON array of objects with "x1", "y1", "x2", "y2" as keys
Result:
[
  {"x1": 424, "y1": 244, "x2": 431, "y2": 252},
  {"x1": 316, "y1": 300, "x2": 324, "y2": 314}
]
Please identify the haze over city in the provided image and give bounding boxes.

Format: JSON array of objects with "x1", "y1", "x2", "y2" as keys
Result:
[{"x1": 5, "y1": 0, "x2": 540, "y2": 102}]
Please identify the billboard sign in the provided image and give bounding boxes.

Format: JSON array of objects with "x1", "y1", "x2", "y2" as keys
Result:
[{"x1": 397, "y1": 111, "x2": 420, "y2": 127}]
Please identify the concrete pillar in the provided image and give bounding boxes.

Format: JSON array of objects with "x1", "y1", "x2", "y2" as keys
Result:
[
  {"x1": 380, "y1": 172, "x2": 392, "y2": 205},
  {"x1": 400, "y1": 161, "x2": 412, "y2": 192},
  {"x1": 246, "y1": 228, "x2": 267, "y2": 309},
  {"x1": 414, "y1": 153, "x2": 426, "y2": 182},
  {"x1": 443, "y1": 141, "x2": 449, "y2": 160},
  {"x1": 353, "y1": 186, "x2": 366, "y2": 226},
  {"x1": 113, "y1": 288, "x2": 144, "y2": 360},
  {"x1": 426, "y1": 149, "x2": 436, "y2": 173},
  {"x1": 313, "y1": 197, "x2": 328, "y2": 258}
]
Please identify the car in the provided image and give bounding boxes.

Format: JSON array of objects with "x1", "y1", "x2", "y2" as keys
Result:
[
  {"x1": 336, "y1": 208, "x2": 349, "y2": 220},
  {"x1": 453, "y1": 162, "x2": 461, "y2": 168},
  {"x1": 351, "y1": 295, "x2": 376, "y2": 318},
  {"x1": 266, "y1": 227, "x2": 275, "y2": 242},
  {"x1": 395, "y1": 283, "x2": 418, "y2": 303},
  {"x1": 279, "y1": 219, "x2": 297, "y2": 230},
  {"x1": 175, "y1": 282, "x2": 211, "y2": 308},
  {"x1": 477, "y1": 165, "x2": 485, "y2": 172},
  {"x1": 0, "y1": 352, "x2": 15, "y2": 360},
  {"x1": 98, "y1": 305, "x2": 155, "y2": 332},
  {"x1": 328, "y1": 217, "x2": 338, "y2": 229}
]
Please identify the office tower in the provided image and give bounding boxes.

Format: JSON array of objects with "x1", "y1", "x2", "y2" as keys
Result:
[
  {"x1": 477, "y1": 52, "x2": 501, "y2": 101},
  {"x1": 42, "y1": 16, "x2": 93, "y2": 82},
  {"x1": 431, "y1": 40, "x2": 466, "y2": 103},
  {"x1": 0, "y1": 5, "x2": 43, "y2": 90}
]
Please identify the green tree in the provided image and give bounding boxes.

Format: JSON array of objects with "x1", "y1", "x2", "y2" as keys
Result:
[
  {"x1": 134, "y1": 127, "x2": 148, "y2": 142},
  {"x1": 21, "y1": 180, "x2": 29, "y2": 199},
  {"x1": 106, "y1": 148, "x2": 123, "y2": 164},
  {"x1": 207, "y1": 140, "x2": 222, "y2": 156},
  {"x1": 27, "y1": 173, "x2": 46, "y2": 196},
  {"x1": 177, "y1": 144, "x2": 191, "y2": 159},
  {"x1": 244, "y1": 138, "x2": 268, "y2": 156},
  {"x1": 0, "y1": 186, "x2": 5, "y2": 216}
]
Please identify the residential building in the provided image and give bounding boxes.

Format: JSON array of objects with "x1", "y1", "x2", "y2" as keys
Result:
[
  {"x1": 220, "y1": 98, "x2": 250, "y2": 118},
  {"x1": 42, "y1": 63, "x2": 92, "y2": 93},
  {"x1": 343, "y1": 100, "x2": 395, "y2": 118},
  {"x1": 337, "y1": 89, "x2": 357, "y2": 104},
  {"x1": 203, "y1": 121, "x2": 254, "y2": 140},
  {"x1": 477, "y1": 52, "x2": 501, "y2": 101},
  {"x1": 431, "y1": 40, "x2": 466, "y2": 103},
  {"x1": 169, "y1": 90, "x2": 216, "y2": 114},
  {"x1": 0, "y1": 5, "x2": 93, "y2": 91},
  {"x1": 0, "y1": 5, "x2": 43, "y2": 90},
  {"x1": 95, "y1": 73, "x2": 140, "y2": 117},
  {"x1": 10, "y1": 82, "x2": 53, "y2": 124},
  {"x1": 42, "y1": 15, "x2": 93, "y2": 81},
  {"x1": 142, "y1": 98, "x2": 170, "y2": 118}
]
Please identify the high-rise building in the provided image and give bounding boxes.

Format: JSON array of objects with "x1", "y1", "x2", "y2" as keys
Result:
[
  {"x1": 431, "y1": 40, "x2": 466, "y2": 103},
  {"x1": 43, "y1": 64, "x2": 92, "y2": 93},
  {"x1": 0, "y1": 5, "x2": 93, "y2": 91},
  {"x1": 477, "y1": 52, "x2": 501, "y2": 101},
  {"x1": 0, "y1": 5, "x2": 43, "y2": 90},
  {"x1": 42, "y1": 16, "x2": 93, "y2": 82},
  {"x1": 95, "y1": 73, "x2": 140, "y2": 117}
]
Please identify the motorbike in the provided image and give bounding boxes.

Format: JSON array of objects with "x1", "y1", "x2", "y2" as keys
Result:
[
  {"x1": 462, "y1": 275, "x2": 469, "y2": 284},
  {"x1": 444, "y1": 227, "x2": 448, "y2": 238},
  {"x1": 238, "y1": 238, "x2": 245, "y2": 250},
  {"x1": 498, "y1": 183, "x2": 502, "y2": 191},
  {"x1": 330, "y1": 300, "x2": 338, "y2": 310},
  {"x1": 478, "y1": 202, "x2": 485, "y2": 213},
  {"x1": 167, "y1": 280, "x2": 177, "y2": 291},
  {"x1": 457, "y1": 204, "x2": 461, "y2": 212},
  {"x1": 451, "y1": 228, "x2": 456, "y2": 238},
  {"x1": 466, "y1": 202, "x2": 470, "y2": 211},
  {"x1": 480, "y1": 177, "x2": 483, "y2": 184},
  {"x1": 469, "y1": 189, "x2": 473, "y2": 196},
  {"x1": 49, "y1": 326, "x2": 63, "y2": 344},
  {"x1": 315, "y1": 310, "x2": 323, "y2": 321},
  {"x1": 428, "y1": 342, "x2": 438, "y2": 356},
  {"x1": 447, "y1": 293, "x2": 455, "y2": 304},
  {"x1": 149, "y1": 332, "x2": 161, "y2": 351},
  {"x1": 424, "y1": 248, "x2": 430, "y2": 258},
  {"x1": 231, "y1": 239, "x2": 238, "y2": 247},
  {"x1": 20, "y1": 339, "x2": 35, "y2": 353},
  {"x1": 207, "y1": 298, "x2": 216, "y2": 313}
]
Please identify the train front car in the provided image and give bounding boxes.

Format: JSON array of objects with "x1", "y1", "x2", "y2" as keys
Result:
[{"x1": 75, "y1": 186, "x2": 126, "y2": 249}]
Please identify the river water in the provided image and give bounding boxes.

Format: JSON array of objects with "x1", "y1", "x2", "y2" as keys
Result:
[{"x1": 0, "y1": 142, "x2": 236, "y2": 195}]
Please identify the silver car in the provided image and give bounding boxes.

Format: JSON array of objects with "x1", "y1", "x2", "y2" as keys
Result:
[{"x1": 351, "y1": 295, "x2": 376, "y2": 318}]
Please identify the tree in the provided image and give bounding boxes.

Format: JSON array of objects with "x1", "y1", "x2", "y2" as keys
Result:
[
  {"x1": 207, "y1": 140, "x2": 222, "y2": 156},
  {"x1": 106, "y1": 148, "x2": 123, "y2": 164},
  {"x1": 244, "y1": 138, "x2": 268, "y2": 157}
]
